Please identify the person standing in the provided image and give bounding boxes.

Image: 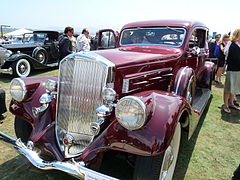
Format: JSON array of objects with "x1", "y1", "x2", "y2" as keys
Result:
[
  {"x1": 222, "y1": 29, "x2": 240, "y2": 113},
  {"x1": 76, "y1": 28, "x2": 91, "y2": 52},
  {"x1": 91, "y1": 31, "x2": 99, "y2": 50},
  {"x1": 215, "y1": 34, "x2": 229, "y2": 83},
  {"x1": 208, "y1": 34, "x2": 221, "y2": 58},
  {"x1": 58, "y1": 26, "x2": 74, "y2": 60},
  {"x1": 0, "y1": 84, "x2": 7, "y2": 121},
  {"x1": 69, "y1": 35, "x2": 77, "y2": 53}
]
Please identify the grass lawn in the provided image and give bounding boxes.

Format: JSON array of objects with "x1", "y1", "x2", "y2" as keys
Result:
[{"x1": 0, "y1": 69, "x2": 239, "y2": 180}]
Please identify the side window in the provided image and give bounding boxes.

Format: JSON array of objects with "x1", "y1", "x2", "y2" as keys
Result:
[
  {"x1": 189, "y1": 29, "x2": 206, "y2": 49},
  {"x1": 101, "y1": 31, "x2": 116, "y2": 48}
]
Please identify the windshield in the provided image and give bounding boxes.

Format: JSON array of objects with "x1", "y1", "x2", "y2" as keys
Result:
[
  {"x1": 120, "y1": 27, "x2": 186, "y2": 47},
  {"x1": 22, "y1": 33, "x2": 46, "y2": 43}
]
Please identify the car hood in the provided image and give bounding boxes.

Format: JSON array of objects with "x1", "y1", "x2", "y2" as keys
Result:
[
  {"x1": 95, "y1": 46, "x2": 183, "y2": 68},
  {"x1": 0, "y1": 42, "x2": 39, "y2": 50}
]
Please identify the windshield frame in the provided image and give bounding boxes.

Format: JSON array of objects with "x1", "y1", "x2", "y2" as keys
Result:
[{"x1": 119, "y1": 27, "x2": 186, "y2": 48}]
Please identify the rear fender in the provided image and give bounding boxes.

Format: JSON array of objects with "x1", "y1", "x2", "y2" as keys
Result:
[
  {"x1": 197, "y1": 61, "x2": 215, "y2": 89},
  {"x1": 82, "y1": 90, "x2": 191, "y2": 158}
]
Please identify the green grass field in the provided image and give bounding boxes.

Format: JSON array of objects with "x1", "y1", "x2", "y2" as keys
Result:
[{"x1": 0, "y1": 69, "x2": 239, "y2": 180}]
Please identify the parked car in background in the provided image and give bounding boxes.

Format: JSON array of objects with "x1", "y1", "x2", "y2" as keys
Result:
[
  {"x1": 0, "y1": 31, "x2": 59, "y2": 77},
  {"x1": 0, "y1": 20, "x2": 215, "y2": 180}
]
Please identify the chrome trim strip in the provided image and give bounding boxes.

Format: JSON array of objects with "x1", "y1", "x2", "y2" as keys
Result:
[
  {"x1": 133, "y1": 81, "x2": 149, "y2": 85},
  {"x1": 162, "y1": 73, "x2": 173, "y2": 77},
  {"x1": 125, "y1": 67, "x2": 172, "y2": 80},
  {"x1": 149, "y1": 76, "x2": 163, "y2": 80},
  {"x1": 175, "y1": 67, "x2": 188, "y2": 94}
]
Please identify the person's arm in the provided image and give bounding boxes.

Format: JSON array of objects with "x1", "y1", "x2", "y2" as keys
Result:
[
  {"x1": 66, "y1": 39, "x2": 72, "y2": 54},
  {"x1": 220, "y1": 44, "x2": 225, "y2": 52},
  {"x1": 76, "y1": 36, "x2": 80, "y2": 52},
  {"x1": 224, "y1": 41, "x2": 231, "y2": 56}
]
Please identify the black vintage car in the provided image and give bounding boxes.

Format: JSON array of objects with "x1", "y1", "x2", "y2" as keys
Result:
[{"x1": 0, "y1": 31, "x2": 59, "y2": 77}]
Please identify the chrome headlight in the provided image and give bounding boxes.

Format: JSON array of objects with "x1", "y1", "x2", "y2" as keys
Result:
[
  {"x1": 44, "y1": 79, "x2": 57, "y2": 92},
  {"x1": 115, "y1": 96, "x2": 147, "y2": 130},
  {"x1": 102, "y1": 88, "x2": 116, "y2": 102},
  {"x1": 10, "y1": 78, "x2": 27, "y2": 102}
]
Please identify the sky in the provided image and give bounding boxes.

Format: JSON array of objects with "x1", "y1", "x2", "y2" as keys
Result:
[{"x1": 0, "y1": 0, "x2": 239, "y2": 35}]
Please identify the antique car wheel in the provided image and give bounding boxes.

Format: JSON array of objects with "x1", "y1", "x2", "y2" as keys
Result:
[
  {"x1": 14, "y1": 117, "x2": 32, "y2": 143},
  {"x1": 33, "y1": 48, "x2": 48, "y2": 64},
  {"x1": 133, "y1": 123, "x2": 181, "y2": 180},
  {"x1": 12, "y1": 59, "x2": 31, "y2": 77}
]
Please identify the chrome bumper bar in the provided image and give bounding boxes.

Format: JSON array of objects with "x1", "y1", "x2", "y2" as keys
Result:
[
  {"x1": 0, "y1": 131, "x2": 118, "y2": 180},
  {"x1": 0, "y1": 67, "x2": 13, "y2": 75}
]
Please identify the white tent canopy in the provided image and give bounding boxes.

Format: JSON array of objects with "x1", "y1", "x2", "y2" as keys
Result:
[{"x1": 4, "y1": 28, "x2": 33, "y2": 37}]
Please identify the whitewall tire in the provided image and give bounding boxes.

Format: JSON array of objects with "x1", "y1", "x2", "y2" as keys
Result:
[{"x1": 12, "y1": 59, "x2": 31, "y2": 77}]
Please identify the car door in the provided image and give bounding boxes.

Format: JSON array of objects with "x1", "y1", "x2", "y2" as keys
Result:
[
  {"x1": 186, "y1": 28, "x2": 208, "y2": 78},
  {"x1": 98, "y1": 29, "x2": 119, "y2": 50}
]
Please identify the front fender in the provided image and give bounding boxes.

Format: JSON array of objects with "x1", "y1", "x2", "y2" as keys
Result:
[
  {"x1": 1, "y1": 53, "x2": 52, "y2": 70},
  {"x1": 9, "y1": 76, "x2": 58, "y2": 129},
  {"x1": 82, "y1": 90, "x2": 190, "y2": 159}
]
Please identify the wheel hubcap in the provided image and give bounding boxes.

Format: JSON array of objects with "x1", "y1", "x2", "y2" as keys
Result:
[
  {"x1": 160, "y1": 146, "x2": 174, "y2": 180},
  {"x1": 159, "y1": 123, "x2": 181, "y2": 180},
  {"x1": 37, "y1": 53, "x2": 45, "y2": 63},
  {"x1": 20, "y1": 64, "x2": 26, "y2": 72}
]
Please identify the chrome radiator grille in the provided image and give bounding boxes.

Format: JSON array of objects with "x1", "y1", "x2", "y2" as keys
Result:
[{"x1": 56, "y1": 54, "x2": 113, "y2": 157}]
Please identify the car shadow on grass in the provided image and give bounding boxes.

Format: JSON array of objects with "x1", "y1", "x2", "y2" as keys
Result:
[
  {"x1": 0, "y1": 74, "x2": 13, "y2": 83},
  {"x1": 173, "y1": 96, "x2": 212, "y2": 180},
  {"x1": 0, "y1": 155, "x2": 76, "y2": 180}
]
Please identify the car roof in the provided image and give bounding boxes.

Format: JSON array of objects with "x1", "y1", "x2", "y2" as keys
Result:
[
  {"x1": 122, "y1": 20, "x2": 207, "y2": 30},
  {"x1": 33, "y1": 30, "x2": 59, "y2": 34}
]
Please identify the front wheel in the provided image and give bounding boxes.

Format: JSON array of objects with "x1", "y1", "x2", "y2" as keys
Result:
[
  {"x1": 12, "y1": 59, "x2": 31, "y2": 77},
  {"x1": 133, "y1": 123, "x2": 181, "y2": 180}
]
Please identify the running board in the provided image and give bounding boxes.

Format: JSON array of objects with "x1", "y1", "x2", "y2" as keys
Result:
[
  {"x1": 192, "y1": 88, "x2": 211, "y2": 113},
  {"x1": 189, "y1": 88, "x2": 211, "y2": 139},
  {"x1": 46, "y1": 63, "x2": 58, "y2": 67}
]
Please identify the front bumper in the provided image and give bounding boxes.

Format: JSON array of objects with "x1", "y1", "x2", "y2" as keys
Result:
[
  {"x1": 0, "y1": 67, "x2": 13, "y2": 75},
  {"x1": 0, "y1": 131, "x2": 118, "y2": 180}
]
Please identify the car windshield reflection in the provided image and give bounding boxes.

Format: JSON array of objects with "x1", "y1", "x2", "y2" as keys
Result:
[
  {"x1": 22, "y1": 33, "x2": 47, "y2": 43},
  {"x1": 120, "y1": 27, "x2": 186, "y2": 47}
]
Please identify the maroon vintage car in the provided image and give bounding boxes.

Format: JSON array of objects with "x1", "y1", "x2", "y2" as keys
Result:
[{"x1": 0, "y1": 20, "x2": 214, "y2": 180}]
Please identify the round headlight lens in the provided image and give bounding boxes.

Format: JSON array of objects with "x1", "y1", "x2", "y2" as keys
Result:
[
  {"x1": 45, "y1": 79, "x2": 57, "y2": 92},
  {"x1": 115, "y1": 96, "x2": 147, "y2": 130},
  {"x1": 10, "y1": 78, "x2": 27, "y2": 102},
  {"x1": 102, "y1": 88, "x2": 116, "y2": 102}
]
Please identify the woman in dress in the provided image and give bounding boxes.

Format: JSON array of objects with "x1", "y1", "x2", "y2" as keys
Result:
[
  {"x1": 215, "y1": 34, "x2": 229, "y2": 83},
  {"x1": 223, "y1": 29, "x2": 240, "y2": 113}
]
